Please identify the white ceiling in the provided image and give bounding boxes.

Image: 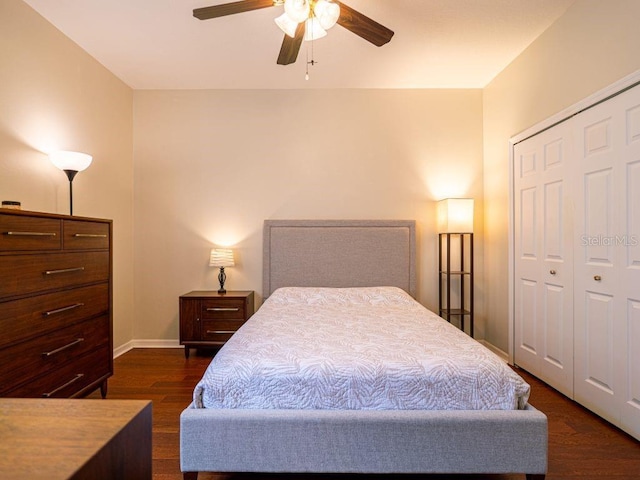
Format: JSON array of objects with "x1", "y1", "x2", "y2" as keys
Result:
[{"x1": 23, "y1": 0, "x2": 576, "y2": 90}]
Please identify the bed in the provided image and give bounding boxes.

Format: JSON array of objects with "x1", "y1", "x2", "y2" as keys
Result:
[{"x1": 180, "y1": 219, "x2": 547, "y2": 479}]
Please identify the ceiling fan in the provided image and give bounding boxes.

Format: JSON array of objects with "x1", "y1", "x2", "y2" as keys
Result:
[{"x1": 193, "y1": 0, "x2": 394, "y2": 65}]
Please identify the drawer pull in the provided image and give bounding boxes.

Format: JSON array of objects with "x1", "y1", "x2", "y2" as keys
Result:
[
  {"x1": 594, "y1": 275, "x2": 602, "y2": 281},
  {"x1": 549, "y1": 269, "x2": 556, "y2": 275},
  {"x1": 42, "y1": 338, "x2": 85, "y2": 357},
  {"x1": 44, "y1": 267, "x2": 85, "y2": 275},
  {"x1": 206, "y1": 330, "x2": 236, "y2": 335},
  {"x1": 206, "y1": 307, "x2": 240, "y2": 312},
  {"x1": 43, "y1": 303, "x2": 85, "y2": 316},
  {"x1": 4, "y1": 231, "x2": 57, "y2": 237},
  {"x1": 42, "y1": 374, "x2": 84, "y2": 398},
  {"x1": 73, "y1": 233, "x2": 107, "y2": 238}
]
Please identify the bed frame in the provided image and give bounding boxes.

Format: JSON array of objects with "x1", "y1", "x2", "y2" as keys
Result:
[{"x1": 180, "y1": 219, "x2": 547, "y2": 479}]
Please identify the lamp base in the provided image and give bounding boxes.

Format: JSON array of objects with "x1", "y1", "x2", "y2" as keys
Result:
[
  {"x1": 217, "y1": 267, "x2": 227, "y2": 294},
  {"x1": 63, "y1": 169, "x2": 78, "y2": 216}
]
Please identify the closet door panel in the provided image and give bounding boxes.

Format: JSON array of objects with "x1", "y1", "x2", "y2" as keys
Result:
[
  {"x1": 625, "y1": 299, "x2": 640, "y2": 435},
  {"x1": 518, "y1": 279, "x2": 538, "y2": 356},
  {"x1": 626, "y1": 161, "x2": 640, "y2": 269},
  {"x1": 514, "y1": 123, "x2": 573, "y2": 396},
  {"x1": 543, "y1": 283, "x2": 566, "y2": 369},
  {"x1": 620, "y1": 93, "x2": 640, "y2": 438},
  {"x1": 582, "y1": 291, "x2": 615, "y2": 395},
  {"x1": 514, "y1": 143, "x2": 541, "y2": 372},
  {"x1": 573, "y1": 86, "x2": 637, "y2": 435},
  {"x1": 582, "y1": 168, "x2": 615, "y2": 266}
]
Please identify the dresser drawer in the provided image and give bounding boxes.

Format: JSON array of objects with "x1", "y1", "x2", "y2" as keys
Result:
[
  {"x1": 3, "y1": 344, "x2": 112, "y2": 398},
  {"x1": 201, "y1": 298, "x2": 246, "y2": 320},
  {"x1": 0, "y1": 251, "x2": 109, "y2": 300},
  {"x1": 0, "y1": 215, "x2": 61, "y2": 251},
  {"x1": 0, "y1": 283, "x2": 109, "y2": 348},
  {"x1": 0, "y1": 315, "x2": 110, "y2": 396},
  {"x1": 63, "y1": 220, "x2": 110, "y2": 250},
  {"x1": 201, "y1": 319, "x2": 245, "y2": 343}
]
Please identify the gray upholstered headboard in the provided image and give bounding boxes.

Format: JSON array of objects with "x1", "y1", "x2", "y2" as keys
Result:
[{"x1": 263, "y1": 220, "x2": 416, "y2": 298}]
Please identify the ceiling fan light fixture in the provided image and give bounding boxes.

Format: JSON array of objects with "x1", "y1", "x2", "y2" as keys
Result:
[
  {"x1": 314, "y1": 0, "x2": 340, "y2": 30},
  {"x1": 284, "y1": 0, "x2": 310, "y2": 23},
  {"x1": 275, "y1": 12, "x2": 299, "y2": 37},
  {"x1": 303, "y1": 17, "x2": 327, "y2": 41}
]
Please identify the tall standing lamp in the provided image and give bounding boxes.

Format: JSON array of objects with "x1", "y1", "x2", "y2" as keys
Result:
[
  {"x1": 49, "y1": 151, "x2": 93, "y2": 216},
  {"x1": 437, "y1": 198, "x2": 474, "y2": 336},
  {"x1": 209, "y1": 248, "x2": 235, "y2": 294}
]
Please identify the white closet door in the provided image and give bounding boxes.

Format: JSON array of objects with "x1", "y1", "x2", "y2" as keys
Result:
[
  {"x1": 573, "y1": 85, "x2": 640, "y2": 439},
  {"x1": 622, "y1": 89, "x2": 640, "y2": 439},
  {"x1": 513, "y1": 122, "x2": 574, "y2": 397}
]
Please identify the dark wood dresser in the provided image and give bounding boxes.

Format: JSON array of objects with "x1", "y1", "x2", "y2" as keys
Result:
[
  {"x1": 179, "y1": 290, "x2": 254, "y2": 358},
  {"x1": 0, "y1": 209, "x2": 112, "y2": 398}
]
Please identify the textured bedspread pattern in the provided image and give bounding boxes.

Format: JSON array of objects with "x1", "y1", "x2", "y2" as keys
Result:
[{"x1": 193, "y1": 287, "x2": 530, "y2": 410}]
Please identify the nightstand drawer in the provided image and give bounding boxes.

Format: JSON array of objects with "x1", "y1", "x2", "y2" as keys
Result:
[
  {"x1": 0, "y1": 251, "x2": 109, "y2": 300},
  {"x1": 0, "y1": 215, "x2": 61, "y2": 251},
  {"x1": 201, "y1": 299, "x2": 246, "y2": 320},
  {"x1": 63, "y1": 220, "x2": 110, "y2": 250},
  {"x1": 0, "y1": 315, "x2": 110, "y2": 396},
  {"x1": 201, "y1": 319, "x2": 245, "y2": 343}
]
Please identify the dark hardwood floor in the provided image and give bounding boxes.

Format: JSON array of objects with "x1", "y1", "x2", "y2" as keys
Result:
[{"x1": 88, "y1": 348, "x2": 640, "y2": 480}]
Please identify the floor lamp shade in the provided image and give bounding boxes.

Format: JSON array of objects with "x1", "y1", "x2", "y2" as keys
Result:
[
  {"x1": 49, "y1": 151, "x2": 93, "y2": 172},
  {"x1": 437, "y1": 198, "x2": 474, "y2": 233},
  {"x1": 49, "y1": 151, "x2": 93, "y2": 216}
]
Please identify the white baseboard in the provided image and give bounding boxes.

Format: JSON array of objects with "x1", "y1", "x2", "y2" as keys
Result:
[
  {"x1": 477, "y1": 340, "x2": 509, "y2": 363},
  {"x1": 113, "y1": 339, "x2": 182, "y2": 358}
]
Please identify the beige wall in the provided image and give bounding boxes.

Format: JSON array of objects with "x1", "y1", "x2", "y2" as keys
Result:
[
  {"x1": 16, "y1": 0, "x2": 638, "y2": 351},
  {"x1": 133, "y1": 89, "x2": 484, "y2": 341},
  {"x1": 0, "y1": 0, "x2": 135, "y2": 349},
  {"x1": 483, "y1": 0, "x2": 640, "y2": 351}
]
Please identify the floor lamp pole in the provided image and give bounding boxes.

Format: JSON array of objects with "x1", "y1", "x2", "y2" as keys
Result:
[{"x1": 64, "y1": 169, "x2": 78, "y2": 216}]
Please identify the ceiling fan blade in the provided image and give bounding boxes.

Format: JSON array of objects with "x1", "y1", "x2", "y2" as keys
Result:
[
  {"x1": 193, "y1": 0, "x2": 275, "y2": 20},
  {"x1": 277, "y1": 22, "x2": 305, "y2": 65},
  {"x1": 335, "y1": 1, "x2": 394, "y2": 47}
]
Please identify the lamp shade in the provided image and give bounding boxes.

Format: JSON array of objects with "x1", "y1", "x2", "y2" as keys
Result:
[
  {"x1": 303, "y1": 17, "x2": 327, "y2": 41},
  {"x1": 284, "y1": 0, "x2": 310, "y2": 23},
  {"x1": 314, "y1": 0, "x2": 340, "y2": 30},
  {"x1": 275, "y1": 12, "x2": 299, "y2": 37},
  {"x1": 49, "y1": 151, "x2": 93, "y2": 172},
  {"x1": 209, "y1": 248, "x2": 235, "y2": 268},
  {"x1": 437, "y1": 198, "x2": 474, "y2": 233}
]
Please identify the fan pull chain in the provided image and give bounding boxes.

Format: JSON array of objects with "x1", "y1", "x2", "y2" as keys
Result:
[{"x1": 305, "y1": 35, "x2": 316, "y2": 80}]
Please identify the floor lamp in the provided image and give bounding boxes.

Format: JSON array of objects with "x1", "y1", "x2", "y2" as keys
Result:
[{"x1": 49, "y1": 151, "x2": 93, "y2": 216}]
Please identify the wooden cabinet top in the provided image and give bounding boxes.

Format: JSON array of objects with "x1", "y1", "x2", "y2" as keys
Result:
[
  {"x1": 0, "y1": 208, "x2": 112, "y2": 224},
  {"x1": 0, "y1": 399, "x2": 151, "y2": 479},
  {"x1": 180, "y1": 290, "x2": 254, "y2": 299}
]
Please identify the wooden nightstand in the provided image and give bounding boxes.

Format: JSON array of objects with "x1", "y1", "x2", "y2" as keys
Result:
[{"x1": 179, "y1": 290, "x2": 254, "y2": 358}]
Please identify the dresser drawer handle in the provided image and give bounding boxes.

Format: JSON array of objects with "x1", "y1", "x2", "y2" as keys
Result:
[
  {"x1": 42, "y1": 338, "x2": 85, "y2": 357},
  {"x1": 73, "y1": 233, "x2": 107, "y2": 238},
  {"x1": 42, "y1": 374, "x2": 85, "y2": 398},
  {"x1": 4, "y1": 231, "x2": 57, "y2": 237},
  {"x1": 206, "y1": 307, "x2": 240, "y2": 312},
  {"x1": 43, "y1": 303, "x2": 85, "y2": 316},
  {"x1": 206, "y1": 330, "x2": 236, "y2": 335},
  {"x1": 44, "y1": 267, "x2": 85, "y2": 275}
]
